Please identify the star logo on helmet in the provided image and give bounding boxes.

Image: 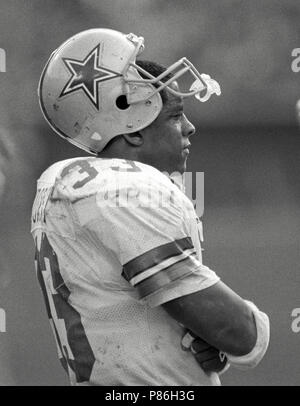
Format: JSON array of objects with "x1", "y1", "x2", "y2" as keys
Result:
[{"x1": 60, "y1": 44, "x2": 121, "y2": 110}]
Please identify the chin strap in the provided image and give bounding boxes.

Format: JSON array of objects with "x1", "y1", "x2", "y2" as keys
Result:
[{"x1": 189, "y1": 74, "x2": 221, "y2": 102}]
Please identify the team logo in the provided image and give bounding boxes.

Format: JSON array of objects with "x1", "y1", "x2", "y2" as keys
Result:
[{"x1": 60, "y1": 44, "x2": 121, "y2": 109}]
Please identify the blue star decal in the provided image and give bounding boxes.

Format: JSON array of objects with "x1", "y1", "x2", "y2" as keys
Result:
[{"x1": 60, "y1": 43, "x2": 121, "y2": 110}]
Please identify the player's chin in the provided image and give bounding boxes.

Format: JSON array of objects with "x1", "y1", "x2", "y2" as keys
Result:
[
  {"x1": 177, "y1": 154, "x2": 188, "y2": 174},
  {"x1": 168, "y1": 154, "x2": 188, "y2": 174}
]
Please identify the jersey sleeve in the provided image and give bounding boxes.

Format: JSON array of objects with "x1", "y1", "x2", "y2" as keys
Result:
[{"x1": 67, "y1": 167, "x2": 220, "y2": 307}]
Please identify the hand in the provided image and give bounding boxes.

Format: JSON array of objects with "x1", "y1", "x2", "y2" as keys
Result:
[{"x1": 181, "y1": 330, "x2": 229, "y2": 374}]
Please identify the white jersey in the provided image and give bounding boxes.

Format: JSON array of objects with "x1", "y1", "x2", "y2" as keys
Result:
[{"x1": 31, "y1": 157, "x2": 220, "y2": 386}]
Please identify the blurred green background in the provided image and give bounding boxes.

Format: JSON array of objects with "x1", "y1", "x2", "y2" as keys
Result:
[{"x1": 0, "y1": 0, "x2": 299, "y2": 385}]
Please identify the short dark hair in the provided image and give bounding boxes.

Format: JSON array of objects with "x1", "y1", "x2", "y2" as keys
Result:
[{"x1": 135, "y1": 60, "x2": 173, "y2": 104}]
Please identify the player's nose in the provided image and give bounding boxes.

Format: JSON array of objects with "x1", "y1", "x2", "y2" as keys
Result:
[{"x1": 183, "y1": 115, "x2": 196, "y2": 138}]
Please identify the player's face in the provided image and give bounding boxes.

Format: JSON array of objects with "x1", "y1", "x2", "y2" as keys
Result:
[{"x1": 140, "y1": 82, "x2": 195, "y2": 174}]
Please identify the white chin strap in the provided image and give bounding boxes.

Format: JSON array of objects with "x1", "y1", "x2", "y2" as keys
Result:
[{"x1": 190, "y1": 74, "x2": 221, "y2": 102}]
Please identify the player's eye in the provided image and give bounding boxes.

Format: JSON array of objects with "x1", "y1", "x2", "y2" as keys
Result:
[{"x1": 171, "y1": 112, "x2": 183, "y2": 119}]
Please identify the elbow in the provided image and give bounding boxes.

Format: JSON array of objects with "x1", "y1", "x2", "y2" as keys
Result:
[
  {"x1": 236, "y1": 310, "x2": 258, "y2": 356},
  {"x1": 218, "y1": 316, "x2": 257, "y2": 356},
  {"x1": 225, "y1": 302, "x2": 270, "y2": 370},
  {"x1": 217, "y1": 307, "x2": 257, "y2": 356}
]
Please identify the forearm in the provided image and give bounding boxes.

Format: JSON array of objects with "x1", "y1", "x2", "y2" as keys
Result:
[{"x1": 163, "y1": 281, "x2": 258, "y2": 355}]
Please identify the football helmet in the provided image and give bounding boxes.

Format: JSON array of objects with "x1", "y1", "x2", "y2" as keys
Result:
[{"x1": 39, "y1": 28, "x2": 221, "y2": 154}]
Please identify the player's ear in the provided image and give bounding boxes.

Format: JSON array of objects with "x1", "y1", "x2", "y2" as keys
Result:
[{"x1": 122, "y1": 132, "x2": 144, "y2": 147}]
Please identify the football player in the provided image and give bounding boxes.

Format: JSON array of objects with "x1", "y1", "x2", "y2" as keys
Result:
[{"x1": 32, "y1": 28, "x2": 270, "y2": 385}]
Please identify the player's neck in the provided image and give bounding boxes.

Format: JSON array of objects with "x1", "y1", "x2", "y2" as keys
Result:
[
  {"x1": 98, "y1": 143, "x2": 140, "y2": 163},
  {"x1": 98, "y1": 142, "x2": 183, "y2": 174}
]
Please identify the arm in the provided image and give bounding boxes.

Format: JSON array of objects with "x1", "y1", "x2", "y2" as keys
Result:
[
  {"x1": 163, "y1": 280, "x2": 258, "y2": 356},
  {"x1": 72, "y1": 166, "x2": 269, "y2": 367}
]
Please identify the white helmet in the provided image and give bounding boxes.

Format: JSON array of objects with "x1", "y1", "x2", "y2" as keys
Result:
[{"x1": 39, "y1": 28, "x2": 221, "y2": 154}]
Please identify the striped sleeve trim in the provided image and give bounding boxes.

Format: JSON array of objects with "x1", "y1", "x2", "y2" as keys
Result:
[
  {"x1": 122, "y1": 237, "x2": 194, "y2": 282},
  {"x1": 130, "y1": 247, "x2": 196, "y2": 286},
  {"x1": 136, "y1": 253, "x2": 201, "y2": 299}
]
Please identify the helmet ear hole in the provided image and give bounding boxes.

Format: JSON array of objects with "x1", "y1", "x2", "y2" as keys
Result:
[{"x1": 116, "y1": 95, "x2": 130, "y2": 110}]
